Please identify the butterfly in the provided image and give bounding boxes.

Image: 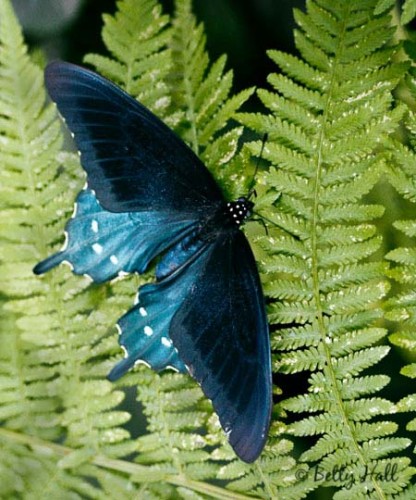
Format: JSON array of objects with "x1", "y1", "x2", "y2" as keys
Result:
[{"x1": 34, "y1": 61, "x2": 272, "y2": 463}]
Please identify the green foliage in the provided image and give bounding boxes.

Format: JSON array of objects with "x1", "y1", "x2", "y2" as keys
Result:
[
  {"x1": 2, "y1": 0, "x2": 416, "y2": 498},
  {"x1": 237, "y1": 0, "x2": 415, "y2": 497},
  {"x1": 385, "y1": 56, "x2": 416, "y2": 455},
  {"x1": 375, "y1": 0, "x2": 416, "y2": 25}
]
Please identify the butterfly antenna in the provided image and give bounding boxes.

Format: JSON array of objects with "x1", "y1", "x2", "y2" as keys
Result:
[
  {"x1": 248, "y1": 133, "x2": 268, "y2": 200},
  {"x1": 252, "y1": 209, "x2": 301, "y2": 241}
]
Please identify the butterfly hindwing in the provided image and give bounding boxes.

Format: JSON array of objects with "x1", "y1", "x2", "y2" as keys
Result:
[
  {"x1": 44, "y1": 61, "x2": 224, "y2": 213},
  {"x1": 108, "y1": 293, "x2": 188, "y2": 378},
  {"x1": 170, "y1": 230, "x2": 272, "y2": 463},
  {"x1": 33, "y1": 189, "x2": 199, "y2": 281},
  {"x1": 107, "y1": 231, "x2": 208, "y2": 379},
  {"x1": 109, "y1": 228, "x2": 271, "y2": 463}
]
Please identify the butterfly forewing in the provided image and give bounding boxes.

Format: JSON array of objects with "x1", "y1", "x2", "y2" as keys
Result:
[{"x1": 45, "y1": 61, "x2": 224, "y2": 213}]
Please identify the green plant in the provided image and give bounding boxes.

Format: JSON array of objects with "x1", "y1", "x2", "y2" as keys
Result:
[{"x1": 1, "y1": 0, "x2": 416, "y2": 498}]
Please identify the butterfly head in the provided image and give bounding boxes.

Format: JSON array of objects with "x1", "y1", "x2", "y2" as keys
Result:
[{"x1": 226, "y1": 197, "x2": 254, "y2": 226}]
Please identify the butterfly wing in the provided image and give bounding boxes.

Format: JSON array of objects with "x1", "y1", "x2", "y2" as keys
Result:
[
  {"x1": 33, "y1": 189, "x2": 198, "y2": 281},
  {"x1": 170, "y1": 230, "x2": 272, "y2": 463},
  {"x1": 39, "y1": 62, "x2": 272, "y2": 462},
  {"x1": 36, "y1": 62, "x2": 224, "y2": 278},
  {"x1": 107, "y1": 232, "x2": 208, "y2": 380},
  {"x1": 108, "y1": 226, "x2": 271, "y2": 463},
  {"x1": 45, "y1": 61, "x2": 224, "y2": 213}
]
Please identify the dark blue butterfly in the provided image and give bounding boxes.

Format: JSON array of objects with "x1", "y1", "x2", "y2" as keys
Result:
[{"x1": 34, "y1": 61, "x2": 272, "y2": 463}]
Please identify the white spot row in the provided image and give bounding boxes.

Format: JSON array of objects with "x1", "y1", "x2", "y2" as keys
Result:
[
  {"x1": 142, "y1": 323, "x2": 173, "y2": 348},
  {"x1": 144, "y1": 325, "x2": 153, "y2": 336},
  {"x1": 92, "y1": 243, "x2": 103, "y2": 254},
  {"x1": 91, "y1": 242, "x2": 119, "y2": 265}
]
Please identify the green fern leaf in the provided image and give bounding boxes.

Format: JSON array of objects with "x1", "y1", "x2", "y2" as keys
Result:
[
  {"x1": 0, "y1": 0, "x2": 139, "y2": 494},
  {"x1": 384, "y1": 29, "x2": 416, "y2": 487},
  {"x1": 237, "y1": 0, "x2": 413, "y2": 496},
  {"x1": 85, "y1": 0, "x2": 171, "y2": 112}
]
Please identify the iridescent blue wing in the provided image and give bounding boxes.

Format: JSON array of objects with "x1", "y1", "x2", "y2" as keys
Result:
[
  {"x1": 35, "y1": 61, "x2": 272, "y2": 463},
  {"x1": 35, "y1": 61, "x2": 223, "y2": 279},
  {"x1": 109, "y1": 229, "x2": 272, "y2": 463},
  {"x1": 44, "y1": 61, "x2": 224, "y2": 213},
  {"x1": 33, "y1": 189, "x2": 197, "y2": 281},
  {"x1": 107, "y1": 230, "x2": 207, "y2": 378},
  {"x1": 170, "y1": 230, "x2": 272, "y2": 463}
]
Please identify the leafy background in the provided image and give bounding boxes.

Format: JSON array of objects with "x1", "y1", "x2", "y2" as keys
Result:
[{"x1": 2, "y1": 0, "x2": 416, "y2": 498}]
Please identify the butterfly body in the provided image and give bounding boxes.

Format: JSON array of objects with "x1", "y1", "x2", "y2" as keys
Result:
[{"x1": 34, "y1": 61, "x2": 272, "y2": 463}]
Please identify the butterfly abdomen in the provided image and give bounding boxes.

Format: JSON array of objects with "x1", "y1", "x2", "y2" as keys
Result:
[{"x1": 156, "y1": 231, "x2": 207, "y2": 280}]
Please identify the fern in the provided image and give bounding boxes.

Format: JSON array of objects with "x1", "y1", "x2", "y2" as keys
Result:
[
  {"x1": 385, "y1": 44, "x2": 416, "y2": 468},
  {"x1": 84, "y1": 0, "x2": 172, "y2": 114},
  {"x1": 0, "y1": 0, "x2": 297, "y2": 497},
  {"x1": 3, "y1": 0, "x2": 416, "y2": 497},
  {"x1": 237, "y1": 0, "x2": 414, "y2": 497},
  {"x1": 0, "y1": 0, "x2": 143, "y2": 494},
  {"x1": 375, "y1": 0, "x2": 416, "y2": 24}
]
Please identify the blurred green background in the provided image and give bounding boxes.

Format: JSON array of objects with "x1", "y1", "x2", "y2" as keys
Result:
[{"x1": 11, "y1": 0, "x2": 303, "y2": 92}]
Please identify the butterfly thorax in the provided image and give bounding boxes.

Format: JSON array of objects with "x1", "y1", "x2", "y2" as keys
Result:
[
  {"x1": 176, "y1": 197, "x2": 254, "y2": 255},
  {"x1": 156, "y1": 197, "x2": 254, "y2": 280},
  {"x1": 225, "y1": 197, "x2": 254, "y2": 227}
]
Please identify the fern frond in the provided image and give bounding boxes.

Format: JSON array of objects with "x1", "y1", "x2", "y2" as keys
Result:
[
  {"x1": 0, "y1": 0, "x2": 141, "y2": 494},
  {"x1": 384, "y1": 43, "x2": 416, "y2": 482},
  {"x1": 132, "y1": 371, "x2": 217, "y2": 484},
  {"x1": 376, "y1": 0, "x2": 416, "y2": 24},
  {"x1": 4, "y1": 0, "x2": 416, "y2": 496},
  {"x1": 168, "y1": 0, "x2": 254, "y2": 198},
  {"x1": 0, "y1": 0, "x2": 65, "y2": 442},
  {"x1": 238, "y1": 0, "x2": 413, "y2": 496},
  {"x1": 85, "y1": 0, "x2": 171, "y2": 113}
]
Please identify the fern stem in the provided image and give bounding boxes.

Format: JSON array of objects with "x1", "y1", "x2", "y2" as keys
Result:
[
  {"x1": 310, "y1": 4, "x2": 387, "y2": 499},
  {"x1": 173, "y1": 0, "x2": 200, "y2": 155},
  {"x1": 0, "y1": 428, "x2": 256, "y2": 499},
  {"x1": 254, "y1": 460, "x2": 277, "y2": 499}
]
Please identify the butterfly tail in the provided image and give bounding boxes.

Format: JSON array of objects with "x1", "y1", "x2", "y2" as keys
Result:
[
  {"x1": 107, "y1": 357, "x2": 136, "y2": 382},
  {"x1": 33, "y1": 251, "x2": 66, "y2": 275}
]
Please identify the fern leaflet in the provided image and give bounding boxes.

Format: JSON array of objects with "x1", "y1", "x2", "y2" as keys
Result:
[{"x1": 238, "y1": 0, "x2": 412, "y2": 496}]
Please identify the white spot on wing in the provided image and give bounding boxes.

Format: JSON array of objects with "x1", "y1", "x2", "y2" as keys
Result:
[
  {"x1": 61, "y1": 230, "x2": 69, "y2": 252},
  {"x1": 139, "y1": 307, "x2": 147, "y2": 317},
  {"x1": 134, "y1": 359, "x2": 151, "y2": 369},
  {"x1": 91, "y1": 220, "x2": 99, "y2": 233},
  {"x1": 92, "y1": 243, "x2": 103, "y2": 254},
  {"x1": 82, "y1": 273, "x2": 94, "y2": 283},
  {"x1": 144, "y1": 326, "x2": 153, "y2": 336},
  {"x1": 110, "y1": 254, "x2": 119, "y2": 265},
  {"x1": 161, "y1": 337, "x2": 172, "y2": 347},
  {"x1": 166, "y1": 365, "x2": 180, "y2": 373},
  {"x1": 71, "y1": 202, "x2": 78, "y2": 219},
  {"x1": 61, "y1": 259, "x2": 74, "y2": 271}
]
